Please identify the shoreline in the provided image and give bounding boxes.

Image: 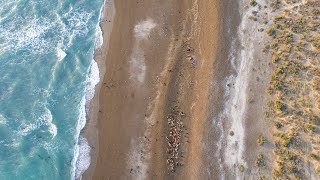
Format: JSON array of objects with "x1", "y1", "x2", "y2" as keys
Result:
[
  {"x1": 72, "y1": 0, "x2": 112, "y2": 178},
  {"x1": 81, "y1": 0, "x2": 115, "y2": 179},
  {"x1": 81, "y1": 0, "x2": 278, "y2": 179}
]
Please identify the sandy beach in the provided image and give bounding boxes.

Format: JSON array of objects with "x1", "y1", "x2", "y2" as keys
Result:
[
  {"x1": 81, "y1": 0, "x2": 291, "y2": 179},
  {"x1": 83, "y1": 0, "x2": 231, "y2": 179}
]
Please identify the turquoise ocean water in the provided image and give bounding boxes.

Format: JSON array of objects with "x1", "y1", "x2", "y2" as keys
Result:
[{"x1": 0, "y1": 0, "x2": 104, "y2": 179}]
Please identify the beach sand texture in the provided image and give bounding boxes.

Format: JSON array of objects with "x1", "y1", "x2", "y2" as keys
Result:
[
  {"x1": 83, "y1": 0, "x2": 273, "y2": 179},
  {"x1": 84, "y1": 0, "x2": 226, "y2": 179}
]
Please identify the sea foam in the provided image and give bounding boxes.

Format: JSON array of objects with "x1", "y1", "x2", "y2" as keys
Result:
[
  {"x1": 85, "y1": 60, "x2": 100, "y2": 102},
  {"x1": 57, "y1": 48, "x2": 67, "y2": 61},
  {"x1": 72, "y1": 2, "x2": 104, "y2": 178},
  {"x1": 17, "y1": 108, "x2": 57, "y2": 138},
  {"x1": 74, "y1": 136, "x2": 91, "y2": 179},
  {"x1": 95, "y1": 25, "x2": 103, "y2": 49},
  {"x1": 0, "y1": 114, "x2": 6, "y2": 125},
  {"x1": 72, "y1": 51, "x2": 100, "y2": 180}
]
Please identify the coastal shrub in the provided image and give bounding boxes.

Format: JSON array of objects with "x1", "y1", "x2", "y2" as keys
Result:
[
  {"x1": 267, "y1": 100, "x2": 274, "y2": 108},
  {"x1": 262, "y1": 45, "x2": 270, "y2": 52},
  {"x1": 264, "y1": 111, "x2": 270, "y2": 118},
  {"x1": 250, "y1": 0, "x2": 257, "y2": 7},
  {"x1": 316, "y1": 165, "x2": 320, "y2": 173},
  {"x1": 272, "y1": 80, "x2": 282, "y2": 90},
  {"x1": 275, "y1": 66, "x2": 285, "y2": 75},
  {"x1": 274, "y1": 140, "x2": 281, "y2": 148},
  {"x1": 274, "y1": 101, "x2": 286, "y2": 111},
  {"x1": 256, "y1": 154, "x2": 265, "y2": 167},
  {"x1": 310, "y1": 115, "x2": 320, "y2": 125},
  {"x1": 270, "y1": 41, "x2": 278, "y2": 49},
  {"x1": 283, "y1": 34, "x2": 293, "y2": 44},
  {"x1": 248, "y1": 15, "x2": 258, "y2": 21},
  {"x1": 272, "y1": 55, "x2": 280, "y2": 63},
  {"x1": 312, "y1": 9, "x2": 320, "y2": 16},
  {"x1": 312, "y1": 40, "x2": 320, "y2": 49},
  {"x1": 257, "y1": 135, "x2": 266, "y2": 146},
  {"x1": 294, "y1": 17, "x2": 306, "y2": 25},
  {"x1": 274, "y1": 15, "x2": 285, "y2": 22},
  {"x1": 274, "y1": 122, "x2": 283, "y2": 129},
  {"x1": 271, "y1": 0, "x2": 281, "y2": 9},
  {"x1": 278, "y1": 162, "x2": 285, "y2": 172},
  {"x1": 282, "y1": 136, "x2": 292, "y2": 147},
  {"x1": 266, "y1": 87, "x2": 273, "y2": 95},
  {"x1": 274, "y1": 133, "x2": 292, "y2": 147},
  {"x1": 252, "y1": 11, "x2": 259, "y2": 16},
  {"x1": 259, "y1": 176, "x2": 268, "y2": 180},
  {"x1": 272, "y1": 169, "x2": 282, "y2": 178},
  {"x1": 273, "y1": 146, "x2": 286, "y2": 155},
  {"x1": 310, "y1": 153, "x2": 319, "y2": 161},
  {"x1": 247, "y1": 97, "x2": 254, "y2": 104},
  {"x1": 305, "y1": 124, "x2": 316, "y2": 133},
  {"x1": 266, "y1": 27, "x2": 276, "y2": 37},
  {"x1": 273, "y1": 23, "x2": 281, "y2": 30},
  {"x1": 285, "y1": 44, "x2": 292, "y2": 53},
  {"x1": 239, "y1": 165, "x2": 245, "y2": 172}
]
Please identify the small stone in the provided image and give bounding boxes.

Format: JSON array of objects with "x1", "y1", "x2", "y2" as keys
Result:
[{"x1": 230, "y1": 131, "x2": 235, "y2": 136}]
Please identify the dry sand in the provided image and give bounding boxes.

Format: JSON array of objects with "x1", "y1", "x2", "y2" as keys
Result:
[
  {"x1": 81, "y1": 0, "x2": 266, "y2": 179},
  {"x1": 83, "y1": 0, "x2": 225, "y2": 179}
]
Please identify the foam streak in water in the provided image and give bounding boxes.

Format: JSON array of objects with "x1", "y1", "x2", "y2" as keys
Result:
[{"x1": 72, "y1": 3, "x2": 104, "y2": 179}]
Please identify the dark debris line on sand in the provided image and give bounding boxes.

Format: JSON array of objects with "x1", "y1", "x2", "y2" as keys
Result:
[{"x1": 166, "y1": 106, "x2": 186, "y2": 172}]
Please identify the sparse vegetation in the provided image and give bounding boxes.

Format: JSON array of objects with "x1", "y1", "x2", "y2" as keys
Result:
[
  {"x1": 259, "y1": 176, "x2": 268, "y2": 180},
  {"x1": 271, "y1": 0, "x2": 281, "y2": 9},
  {"x1": 305, "y1": 124, "x2": 316, "y2": 133},
  {"x1": 256, "y1": 154, "x2": 265, "y2": 167},
  {"x1": 260, "y1": 0, "x2": 320, "y2": 178},
  {"x1": 274, "y1": 121, "x2": 282, "y2": 129},
  {"x1": 239, "y1": 165, "x2": 245, "y2": 172},
  {"x1": 250, "y1": 0, "x2": 257, "y2": 7},
  {"x1": 267, "y1": 27, "x2": 276, "y2": 37},
  {"x1": 274, "y1": 100, "x2": 286, "y2": 111},
  {"x1": 310, "y1": 153, "x2": 319, "y2": 161},
  {"x1": 257, "y1": 135, "x2": 266, "y2": 146}
]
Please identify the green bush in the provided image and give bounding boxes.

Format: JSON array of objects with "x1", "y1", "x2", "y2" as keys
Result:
[
  {"x1": 316, "y1": 165, "x2": 320, "y2": 173},
  {"x1": 250, "y1": 0, "x2": 257, "y2": 6},
  {"x1": 256, "y1": 154, "x2": 265, "y2": 167},
  {"x1": 312, "y1": 9, "x2": 320, "y2": 15},
  {"x1": 312, "y1": 41, "x2": 320, "y2": 49},
  {"x1": 248, "y1": 15, "x2": 258, "y2": 21},
  {"x1": 274, "y1": 122, "x2": 283, "y2": 129},
  {"x1": 259, "y1": 176, "x2": 268, "y2": 180},
  {"x1": 264, "y1": 111, "x2": 270, "y2": 118},
  {"x1": 239, "y1": 165, "x2": 245, "y2": 172},
  {"x1": 271, "y1": 0, "x2": 281, "y2": 9},
  {"x1": 282, "y1": 135, "x2": 292, "y2": 147},
  {"x1": 310, "y1": 153, "x2": 319, "y2": 161},
  {"x1": 270, "y1": 41, "x2": 278, "y2": 49},
  {"x1": 274, "y1": 101, "x2": 286, "y2": 111},
  {"x1": 310, "y1": 115, "x2": 319, "y2": 125},
  {"x1": 272, "y1": 169, "x2": 282, "y2": 178},
  {"x1": 305, "y1": 124, "x2": 316, "y2": 133},
  {"x1": 272, "y1": 55, "x2": 280, "y2": 63},
  {"x1": 267, "y1": 27, "x2": 276, "y2": 37},
  {"x1": 257, "y1": 135, "x2": 267, "y2": 146}
]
